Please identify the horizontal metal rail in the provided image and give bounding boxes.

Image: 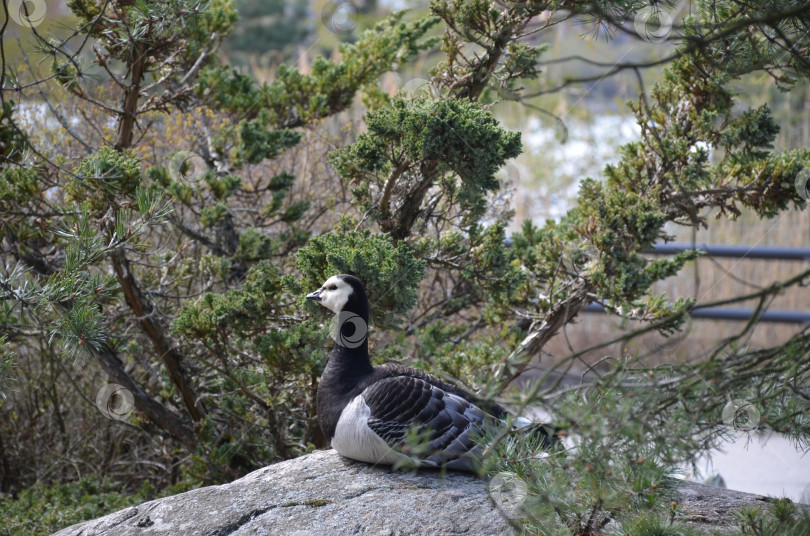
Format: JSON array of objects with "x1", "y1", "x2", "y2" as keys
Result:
[
  {"x1": 505, "y1": 240, "x2": 810, "y2": 323},
  {"x1": 645, "y1": 243, "x2": 810, "y2": 261},
  {"x1": 640, "y1": 242, "x2": 809, "y2": 323},
  {"x1": 584, "y1": 304, "x2": 810, "y2": 324}
]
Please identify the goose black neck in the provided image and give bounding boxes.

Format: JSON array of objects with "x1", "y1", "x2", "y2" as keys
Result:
[
  {"x1": 342, "y1": 281, "x2": 370, "y2": 325},
  {"x1": 322, "y1": 337, "x2": 373, "y2": 398},
  {"x1": 329, "y1": 341, "x2": 372, "y2": 373},
  {"x1": 324, "y1": 280, "x2": 373, "y2": 382}
]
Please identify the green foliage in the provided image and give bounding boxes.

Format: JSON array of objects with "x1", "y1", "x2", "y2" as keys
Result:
[
  {"x1": 295, "y1": 231, "x2": 426, "y2": 329},
  {"x1": 237, "y1": 120, "x2": 301, "y2": 165},
  {"x1": 333, "y1": 97, "x2": 522, "y2": 184},
  {"x1": 175, "y1": 261, "x2": 285, "y2": 343},
  {"x1": 606, "y1": 513, "x2": 714, "y2": 536},
  {"x1": 174, "y1": 262, "x2": 328, "y2": 472},
  {"x1": 223, "y1": 0, "x2": 310, "y2": 63},
  {"x1": 482, "y1": 326, "x2": 810, "y2": 533},
  {"x1": 67, "y1": 0, "x2": 237, "y2": 63},
  {"x1": 411, "y1": 320, "x2": 522, "y2": 393},
  {"x1": 8, "y1": 4, "x2": 447, "y2": 488},
  {"x1": 0, "y1": 477, "x2": 157, "y2": 536},
  {"x1": 3, "y1": 1, "x2": 810, "y2": 534},
  {"x1": 69, "y1": 147, "x2": 142, "y2": 203},
  {"x1": 466, "y1": 4, "x2": 810, "y2": 532},
  {"x1": 412, "y1": 220, "x2": 526, "y2": 312},
  {"x1": 0, "y1": 187, "x2": 162, "y2": 356},
  {"x1": 57, "y1": 298, "x2": 108, "y2": 355},
  {"x1": 206, "y1": 174, "x2": 242, "y2": 201},
  {"x1": 483, "y1": 381, "x2": 681, "y2": 534},
  {"x1": 429, "y1": 0, "x2": 551, "y2": 100},
  {"x1": 0, "y1": 107, "x2": 44, "y2": 250},
  {"x1": 236, "y1": 228, "x2": 277, "y2": 261},
  {"x1": 0, "y1": 336, "x2": 13, "y2": 399},
  {"x1": 0, "y1": 167, "x2": 42, "y2": 214},
  {"x1": 331, "y1": 96, "x2": 522, "y2": 222},
  {"x1": 736, "y1": 500, "x2": 810, "y2": 536},
  {"x1": 200, "y1": 202, "x2": 229, "y2": 228},
  {"x1": 197, "y1": 12, "x2": 439, "y2": 127},
  {"x1": 510, "y1": 20, "x2": 810, "y2": 336},
  {"x1": 0, "y1": 102, "x2": 27, "y2": 164}
]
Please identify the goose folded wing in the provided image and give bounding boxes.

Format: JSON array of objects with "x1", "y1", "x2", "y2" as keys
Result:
[
  {"x1": 361, "y1": 375, "x2": 485, "y2": 465},
  {"x1": 376, "y1": 363, "x2": 509, "y2": 419}
]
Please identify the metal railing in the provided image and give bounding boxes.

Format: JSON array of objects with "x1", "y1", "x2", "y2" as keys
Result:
[
  {"x1": 583, "y1": 242, "x2": 810, "y2": 324},
  {"x1": 642, "y1": 242, "x2": 810, "y2": 261}
]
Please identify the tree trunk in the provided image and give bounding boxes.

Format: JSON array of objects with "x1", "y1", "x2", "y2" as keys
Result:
[
  {"x1": 109, "y1": 249, "x2": 206, "y2": 422},
  {"x1": 95, "y1": 343, "x2": 197, "y2": 447},
  {"x1": 109, "y1": 39, "x2": 206, "y2": 426}
]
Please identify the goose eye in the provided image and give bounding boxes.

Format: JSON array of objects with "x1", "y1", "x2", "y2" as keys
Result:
[{"x1": 329, "y1": 284, "x2": 338, "y2": 290}]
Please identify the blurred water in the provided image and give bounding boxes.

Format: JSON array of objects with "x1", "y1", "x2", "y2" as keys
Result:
[
  {"x1": 512, "y1": 114, "x2": 640, "y2": 221},
  {"x1": 525, "y1": 389, "x2": 809, "y2": 504},
  {"x1": 691, "y1": 431, "x2": 810, "y2": 503}
]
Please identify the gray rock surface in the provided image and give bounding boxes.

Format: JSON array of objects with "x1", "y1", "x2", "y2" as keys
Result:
[
  {"x1": 674, "y1": 480, "x2": 777, "y2": 534},
  {"x1": 53, "y1": 449, "x2": 793, "y2": 536},
  {"x1": 53, "y1": 449, "x2": 512, "y2": 536}
]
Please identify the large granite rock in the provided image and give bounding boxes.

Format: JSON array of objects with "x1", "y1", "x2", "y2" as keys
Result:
[{"x1": 53, "y1": 449, "x2": 788, "y2": 536}]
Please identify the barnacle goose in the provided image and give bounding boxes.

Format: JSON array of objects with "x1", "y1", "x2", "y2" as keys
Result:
[{"x1": 307, "y1": 274, "x2": 555, "y2": 471}]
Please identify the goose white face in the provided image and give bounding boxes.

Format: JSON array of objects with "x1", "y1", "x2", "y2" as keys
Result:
[{"x1": 307, "y1": 276, "x2": 353, "y2": 313}]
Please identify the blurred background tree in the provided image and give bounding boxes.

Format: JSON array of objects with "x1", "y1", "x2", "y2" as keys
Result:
[
  {"x1": 222, "y1": 0, "x2": 310, "y2": 68},
  {"x1": 1, "y1": 1, "x2": 809, "y2": 535}
]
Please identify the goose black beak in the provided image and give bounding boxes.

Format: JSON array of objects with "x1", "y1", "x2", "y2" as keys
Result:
[{"x1": 306, "y1": 289, "x2": 322, "y2": 302}]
